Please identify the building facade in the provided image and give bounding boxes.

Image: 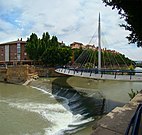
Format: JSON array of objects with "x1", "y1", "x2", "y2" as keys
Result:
[
  {"x1": 0, "y1": 39, "x2": 29, "y2": 64},
  {"x1": 70, "y1": 42, "x2": 84, "y2": 49}
]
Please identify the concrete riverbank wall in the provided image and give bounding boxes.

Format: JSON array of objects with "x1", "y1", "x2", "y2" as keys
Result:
[
  {"x1": 35, "y1": 67, "x2": 66, "y2": 77},
  {"x1": 0, "y1": 68, "x2": 7, "y2": 82},
  {"x1": 0, "y1": 66, "x2": 65, "y2": 84},
  {"x1": 91, "y1": 90, "x2": 142, "y2": 135},
  {"x1": 0, "y1": 65, "x2": 38, "y2": 84}
]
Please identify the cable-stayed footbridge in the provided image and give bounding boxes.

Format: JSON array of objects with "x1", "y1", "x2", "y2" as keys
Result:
[{"x1": 55, "y1": 14, "x2": 142, "y2": 81}]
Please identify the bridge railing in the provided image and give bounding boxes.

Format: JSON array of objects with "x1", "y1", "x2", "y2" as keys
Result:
[
  {"x1": 125, "y1": 103, "x2": 142, "y2": 135},
  {"x1": 56, "y1": 67, "x2": 142, "y2": 75},
  {"x1": 56, "y1": 67, "x2": 142, "y2": 80}
]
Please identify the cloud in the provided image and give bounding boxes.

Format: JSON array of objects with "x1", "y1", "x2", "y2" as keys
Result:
[{"x1": 0, "y1": 0, "x2": 141, "y2": 60}]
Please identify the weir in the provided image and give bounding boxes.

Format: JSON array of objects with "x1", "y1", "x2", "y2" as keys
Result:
[
  {"x1": 52, "y1": 84, "x2": 105, "y2": 117},
  {"x1": 29, "y1": 77, "x2": 106, "y2": 134}
]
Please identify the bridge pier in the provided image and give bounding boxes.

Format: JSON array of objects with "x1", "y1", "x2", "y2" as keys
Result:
[
  {"x1": 80, "y1": 70, "x2": 83, "y2": 75},
  {"x1": 114, "y1": 72, "x2": 117, "y2": 79},
  {"x1": 90, "y1": 71, "x2": 92, "y2": 76},
  {"x1": 130, "y1": 74, "x2": 132, "y2": 80},
  {"x1": 74, "y1": 68, "x2": 75, "y2": 74},
  {"x1": 101, "y1": 73, "x2": 103, "y2": 78},
  {"x1": 68, "y1": 69, "x2": 70, "y2": 73}
]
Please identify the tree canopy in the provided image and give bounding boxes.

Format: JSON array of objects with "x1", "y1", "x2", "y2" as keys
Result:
[
  {"x1": 102, "y1": 0, "x2": 142, "y2": 47},
  {"x1": 72, "y1": 48, "x2": 134, "y2": 69},
  {"x1": 26, "y1": 32, "x2": 72, "y2": 66}
]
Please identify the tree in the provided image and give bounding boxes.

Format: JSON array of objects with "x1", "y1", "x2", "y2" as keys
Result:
[
  {"x1": 26, "y1": 33, "x2": 41, "y2": 62},
  {"x1": 73, "y1": 48, "x2": 134, "y2": 69},
  {"x1": 59, "y1": 47, "x2": 72, "y2": 65},
  {"x1": 73, "y1": 47, "x2": 83, "y2": 61},
  {"x1": 26, "y1": 32, "x2": 72, "y2": 66},
  {"x1": 50, "y1": 36, "x2": 59, "y2": 47},
  {"x1": 102, "y1": 0, "x2": 142, "y2": 47}
]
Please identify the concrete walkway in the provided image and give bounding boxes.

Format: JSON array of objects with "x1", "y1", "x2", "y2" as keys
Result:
[{"x1": 91, "y1": 91, "x2": 142, "y2": 135}]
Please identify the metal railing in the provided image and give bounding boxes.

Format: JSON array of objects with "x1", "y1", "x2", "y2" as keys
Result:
[{"x1": 125, "y1": 104, "x2": 142, "y2": 135}]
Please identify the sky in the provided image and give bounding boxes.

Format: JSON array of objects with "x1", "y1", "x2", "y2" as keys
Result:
[{"x1": 0, "y1": 0, "x2": 141, "y2": 61}]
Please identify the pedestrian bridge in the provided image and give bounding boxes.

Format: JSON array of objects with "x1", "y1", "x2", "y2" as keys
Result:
[
  {"x1": 55, "y1": 68, "x2": 142, "y2": 81},
  {"x1": 55, "y1": 14, "x2": 142, "y2": 82}
]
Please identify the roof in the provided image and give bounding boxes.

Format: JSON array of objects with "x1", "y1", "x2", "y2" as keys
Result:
[
  {"x1": 70, "y1": 42, "x2": 83, "y2": 46},
  {"x1": 0, "y1": 40, "x2": 26, "y2": 46}
]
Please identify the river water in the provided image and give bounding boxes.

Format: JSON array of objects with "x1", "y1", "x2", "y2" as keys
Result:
[{"x1": 0, "y1": 76, "x2": 142, "y2": 135}]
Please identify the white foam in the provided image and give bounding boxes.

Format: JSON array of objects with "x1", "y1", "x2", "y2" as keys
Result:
[
  {"x1": 72, "y1": 114, "x2": 94, "y2": 126},
  {"x1": 31, "y1": 86, "x2": 54, "y2": 98},
  {"x1": 5, "y1": 85, "x2": 95, "y2": 135},
  {"x1": 31, "y1": 85, "x2": 71, "y2": 111},
  {"x1": 9, "y1": 101, "x2": 74, "y2": 135},
  {"x1": 9, "y1": 100, "x2": 94, "y2": 135}
]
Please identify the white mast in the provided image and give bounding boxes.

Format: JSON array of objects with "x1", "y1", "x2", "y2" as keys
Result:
[{"x1": 98, "y1": 13, "x2": 101, "y2": 70}]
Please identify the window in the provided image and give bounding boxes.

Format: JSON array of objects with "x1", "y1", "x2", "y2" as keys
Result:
[{"x1": 17, "y1": 43, "x2": 21, "y2": 60}]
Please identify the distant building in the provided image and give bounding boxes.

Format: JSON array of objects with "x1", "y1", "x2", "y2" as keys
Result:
[
  {"x1": 86, "y1": 44, "x2": 97, "y2": 50},
  {"x1": 70, "y1": 41, "x2": 121, "y2": 55},
  {"x1": 0, "y1": 38, "x2": 30, "y2": 64},
  {"x1": 70, "y1": 42, "x2": 84, "y2": 49},
  {"x1": 59, "y1": 41, "x2": 66, "y2": 47},
  {"x1": 70, "y1": 42, "x2": 98, "y2": 50}
]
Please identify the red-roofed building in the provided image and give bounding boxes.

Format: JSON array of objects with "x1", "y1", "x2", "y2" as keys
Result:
[{"x1": 70, "y1": 42, "x2": 84, "y2": 49}]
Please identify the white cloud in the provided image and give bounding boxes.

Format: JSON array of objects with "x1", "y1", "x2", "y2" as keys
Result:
[{"x1": 0, "y1": 0, "x2": 141, "y2": 60}]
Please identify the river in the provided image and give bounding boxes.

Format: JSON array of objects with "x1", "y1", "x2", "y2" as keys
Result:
[{"x1": 0, "y1": 76, "x2": 142, "y2": 135}]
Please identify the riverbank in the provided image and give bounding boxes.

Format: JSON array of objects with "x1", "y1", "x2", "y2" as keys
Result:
[
  {"x1": 0, "y1": 66, "x2": 65, "y2": 84},
  {"x1": 91, "y1": 90, "x2": 142, "y2": 135},
  {"x1": 1, "y1": 75, "x2": 142, "y2": 135},
  {"x1": 0, "y1": 65, "x2": 38, "y2": 84}
]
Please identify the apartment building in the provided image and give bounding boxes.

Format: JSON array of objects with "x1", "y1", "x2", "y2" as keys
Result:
[
  {"x1": 0, "y1": 39, "x2": 29, "y2": 64},
  {"x1": 70, "y1": 42, "x2": 97, "y2": 50},
  {"x1": 70, "y1": 42, "x2": 84, "y2": 49}
]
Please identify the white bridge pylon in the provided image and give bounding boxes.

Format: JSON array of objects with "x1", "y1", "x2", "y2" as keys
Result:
[{"x1": 55, "y1": 68, "x2": 142, "y2": 82}]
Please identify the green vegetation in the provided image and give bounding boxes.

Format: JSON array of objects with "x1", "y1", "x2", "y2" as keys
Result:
[
  {"x1": 74, "y1": 48, "x2": 134, "y2": 69},
  {"x1": 73, "y1": 47, "x2": 83, "y2": 61},
  {"x1": 26, "y1": 32, "x2": 72, "y2": 66},
  {"x1": 26, "y1": 32, "x2": 134, "y2": 68},
  {"x1": 128, "y1": 65, "x2": 134, "y2": 71},
  {"x1": 102, "y1": 0, "x2": 142, "y2": 47},
  {"x1": 101, "y1": 51, "x2": 133, "y2": 69},
  {"x1": 128, "y1": 89, "x2": 138, "y2": 101}
]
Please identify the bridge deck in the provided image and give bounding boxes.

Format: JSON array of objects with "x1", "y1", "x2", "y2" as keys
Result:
[{"x1": 55, "y1": 68, "x2": 142, "y2": 81}]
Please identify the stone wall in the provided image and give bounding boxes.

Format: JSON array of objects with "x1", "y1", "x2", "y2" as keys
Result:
[
  {"x1": 91, "y1": 91, "x2": 142, "y2": 135},
  {"x1": 35, "y1": 67, "x2": 66, "y2": 77},
  {"x1": 0, "y1": 66, "x2": 65, "y2": 84},
  {"x1": 35, "y1": 67, "x2": 48, "y2": 77},
  {"x1": 0, "y1": 68, "x2": 7, "y2": 82},
  {"x1": 48, "y1": 68, "x2": 65, "y2": 77},
  {"x1": 6, "y1": 65, "x2": 28, "y2": 83},
  {"x1": 0, "y1": 65, "x2": 38, "y2": 84}
]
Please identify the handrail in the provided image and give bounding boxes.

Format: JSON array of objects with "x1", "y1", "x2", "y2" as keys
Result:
[
  {"x1": 57, "y1": 67, "x2": 142, "y2": 74},
  {"x1": 125, "y1": 103, "x2": 142, "y2": 135}
]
